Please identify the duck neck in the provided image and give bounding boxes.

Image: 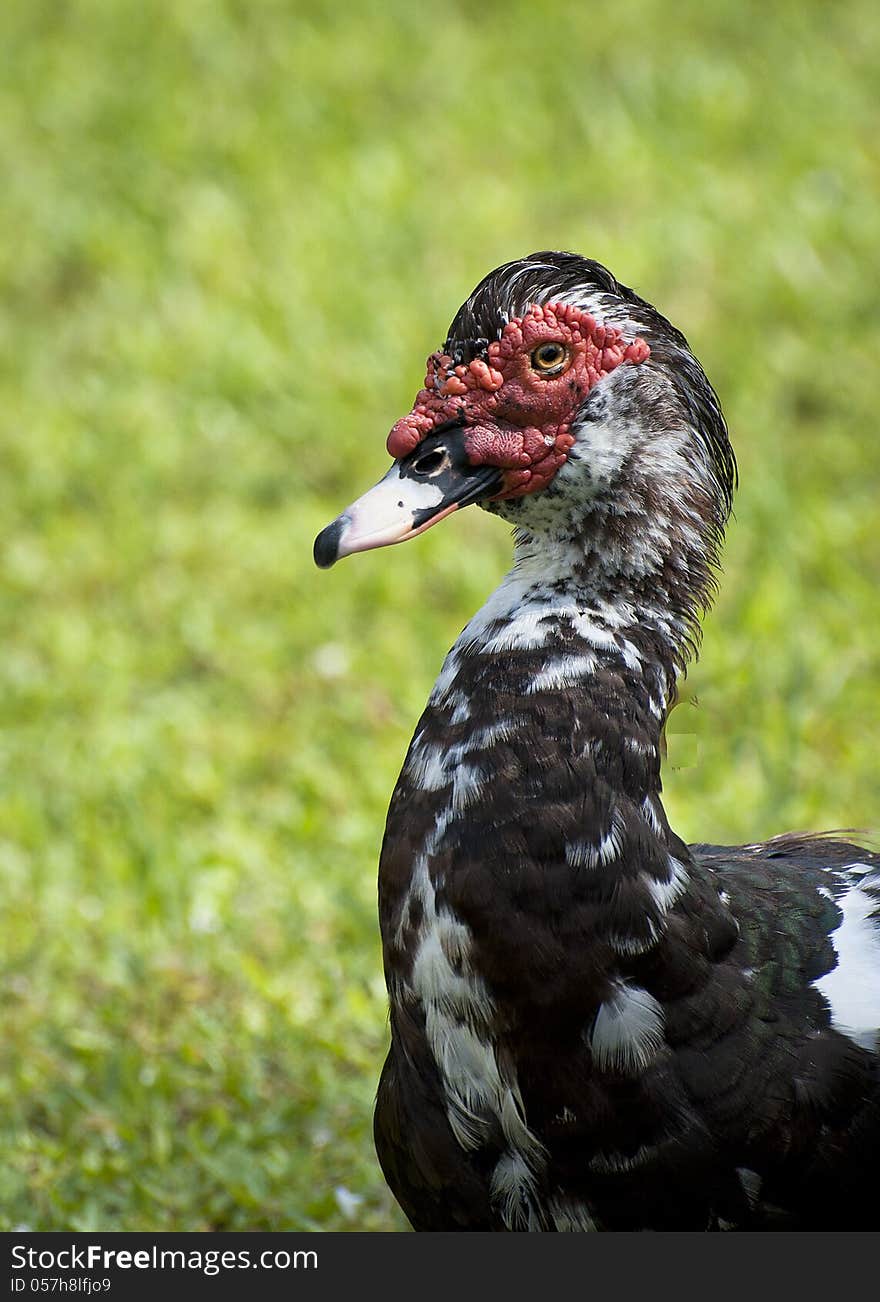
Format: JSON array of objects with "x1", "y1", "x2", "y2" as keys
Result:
[
  {"x1": 453, "y1": 528, "x2": 685, "y2": 745},
  {"x1": 385, "y1": 494, "x2": 722, "y2": 976}
]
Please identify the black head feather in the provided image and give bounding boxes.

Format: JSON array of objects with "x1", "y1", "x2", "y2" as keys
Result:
[{"x1": 445, "y1": 250, "x2": 689, "y2": 360}]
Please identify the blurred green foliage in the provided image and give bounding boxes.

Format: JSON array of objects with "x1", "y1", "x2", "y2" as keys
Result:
[{"x1": 0, "y1": 0, "x2": 877, "y2": 1231}]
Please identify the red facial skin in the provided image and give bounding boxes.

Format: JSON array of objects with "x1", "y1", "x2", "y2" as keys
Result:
[{"x1": 387, "y1": 302, "x2": 651, "y2": 499}]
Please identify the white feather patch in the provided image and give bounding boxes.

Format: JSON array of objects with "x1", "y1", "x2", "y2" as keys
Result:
[
  {"x1": 447, "y1": 690, "x2": 471, "y2": 725},
  {"x1": 549, "y1": 1197, "x2": 597, "y2": 1232},
  {"x1": 429, "y1": 650, "x2": 461, "y2": 704},
  {"x1": 527, "y1": 653, "x2": 597, "y2": 694},
  {"x1": 400, "y1": 804, "x2": 546, "y2": 1206},
  {"x1": 566, "y1": 808, "x2": 627, "y2": 869},
  {"x1": 608, "y1": 923, "x2": 661, "y2": 957},
  {"x1": 590, "y1": 981, "x2": 666, "y2": 1073},
  {"x1": 490, "y1": 1149, "x2": 543, "y2": 1232},
  {"x1": 589, "y1": 1143, "x2": 654, "y2": 1174},
  {"x1": 409, "y1": 926, "x2": 492, "y2": 1020},
  {"x1": 405, "y1": 721, "x2": 515, "y2": 796},
  {"x1": 405, "y1": 738, "x2": 449, "y2": 790},
  {"x1": 641, "y1": 796, "x2": 664, "y2": 835},
  {"x1": 571, "y1": 611, "x2": 620, "y2": 653},
  {"x1": 812, "y1": 864, "x2": 880, "y2": 1049},
  {"x1": 643, "y1": 853, "x2": 689, "y2": 914}
]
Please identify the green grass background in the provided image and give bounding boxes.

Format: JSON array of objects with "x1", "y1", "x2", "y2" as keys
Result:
[{"x1": 1, "y1": 0, "x2": 877, "y2": 1231}]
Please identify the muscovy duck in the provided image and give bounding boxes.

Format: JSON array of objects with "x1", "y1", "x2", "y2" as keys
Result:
[{"x1": 313, "y1": 251, "x2": 879, "y2": 1231}]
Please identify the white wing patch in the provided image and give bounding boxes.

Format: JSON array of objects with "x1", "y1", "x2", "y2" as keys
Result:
[{"x1": 812, "y1": 864, "x2": 880, "y2": 1050}]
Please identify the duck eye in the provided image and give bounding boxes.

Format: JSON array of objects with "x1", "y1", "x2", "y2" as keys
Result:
[
  {"x1": 412, "y1": 447, "x2": 447, "y2": 476},
  {"x1": 530, "y1": 342, "x2": 569, "y2": 376}
]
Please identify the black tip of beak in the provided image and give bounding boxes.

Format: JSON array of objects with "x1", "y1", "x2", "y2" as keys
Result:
[{"x1": 313, "y1": 516, "x2": 347, "y2": 569}]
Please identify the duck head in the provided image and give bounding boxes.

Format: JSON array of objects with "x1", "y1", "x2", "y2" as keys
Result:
[{"x1": 314, "y1": 251, "x2": 735, "y2": 652}]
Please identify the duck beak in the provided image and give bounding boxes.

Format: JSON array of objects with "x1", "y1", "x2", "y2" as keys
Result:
[{"x1": 313, "y1": 428, "x2": 502, "y2": 569}]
